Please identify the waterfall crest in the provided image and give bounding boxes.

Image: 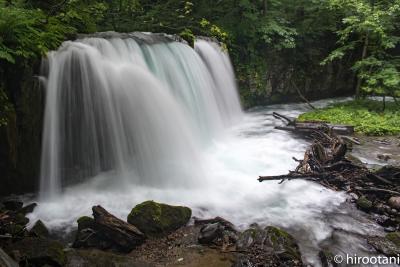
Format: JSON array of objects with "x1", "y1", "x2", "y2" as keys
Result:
[{"x1": 40, "y1": 34, "x2": 242, "y2": 198}]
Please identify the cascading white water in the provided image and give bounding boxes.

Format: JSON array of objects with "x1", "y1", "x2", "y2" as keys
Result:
[
  {"x1": 34, "y1": 33, "x2": 389, "y2": 266},
  {"x1": 40, "y1": 34, "x2": 242, "y2": 199}
]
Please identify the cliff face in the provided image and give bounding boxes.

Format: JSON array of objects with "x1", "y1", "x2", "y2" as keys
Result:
[{"x1": 0, "y1": 61, "x2": 44, "y2": 196}]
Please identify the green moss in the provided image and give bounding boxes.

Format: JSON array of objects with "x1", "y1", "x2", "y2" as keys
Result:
[
  {"x1": 265, "y1": 226, "x2": 301, "y2": 261},
  {"x1": 179, "y1": 28, "x2": 195, "y2": 48},
  {"x1": 386, "y1": 232, "x2": 400, "y2": 247},
  {"x1": 77, "y1": 216, "x2": 95, "y2": 230},
  {"x1": 298, "y1": 99, "x2": 400, "y2": 136},
  {"x1": 357, "y1": 196, "x2": 373, "y2": 211},
  {"x1": 30, "y1": 220, "x2": 49, "y2": 237},
  {"x1": 127, "y1": 200, "x2": 191, "y2": 237}
]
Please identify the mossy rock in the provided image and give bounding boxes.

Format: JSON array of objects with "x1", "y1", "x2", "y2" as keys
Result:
[
  {"x1": 264, "y1": 226, "x2": 302, "y2": 262},
  {"x1": 4, "y1": 237, "x2": 66, "y2": 266},
  {"x1": 318, "y1": 250, "x2": 338, "y2": 267},
  {"x1": 77, "y1": 216, "x2": 95, "y2": 230},
  {"x1": 236, "y1": 226, "x2": 302, "y2": 265},
  {"x1": 357, "y1": 196, "x2": 373, "y2": 211},
  {"x1": 127, "y1": 201, "x2": 191, "y2": 237},
  {"x1": 386, "y1": 232, "x2": 400, "y2": 247},
  {"x1": 30, "y1": 220, "x2": 49, "y2": 237},
  {"x1": 14, "y1": 213, "x2": 29, "y2": 226}
]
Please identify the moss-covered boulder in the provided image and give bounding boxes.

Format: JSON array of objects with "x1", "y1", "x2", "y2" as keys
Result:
[
  {"x1": 127, "y1": 201, "x2": 191, "y2": 237},
  {"x1": 77, "y1": 216, "x2": 95, "y2": 230},
  {"x1": 30, "y1": 220, "x2": 49, "y2": 237},
  {"x1": 4, "y1": 237, "x2": 66, "y2": 266}
]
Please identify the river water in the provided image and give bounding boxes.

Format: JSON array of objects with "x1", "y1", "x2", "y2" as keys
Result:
[{"x1": 29, "y1": 33, "x2": 387, "y2": 266}]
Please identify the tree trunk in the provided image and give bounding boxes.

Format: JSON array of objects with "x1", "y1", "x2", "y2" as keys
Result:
[
  {"x1": 355, "y1": 33, "x2": 369, "y2": 98},
  {"x1": 92, "y1": 205, "x2": 145, "y2": 252}
]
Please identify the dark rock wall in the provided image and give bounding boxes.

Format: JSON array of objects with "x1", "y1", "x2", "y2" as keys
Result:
[{"x1": 0, "y1": 61, "x2": 44, "y2": 196}]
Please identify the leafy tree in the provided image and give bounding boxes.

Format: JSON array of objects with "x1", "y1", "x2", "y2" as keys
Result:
[{"x1": 323, "y1": 0, "x2": 400, "y2": 100}]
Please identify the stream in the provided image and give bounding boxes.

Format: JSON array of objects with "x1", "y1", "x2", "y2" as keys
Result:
[{"x1": 28, "y1": 98, "x2": 388, "y2": 266}]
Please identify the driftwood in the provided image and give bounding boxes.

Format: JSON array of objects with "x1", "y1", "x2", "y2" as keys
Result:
[
  {"x1": 258, "y1": 125, "x2": 393, "y2": 192},
  {"x1": 92, "y1": 205, "x2": 145, "y2": 252},
  {"x1": 273, "y1": 112, "x2": 354, "y2": 135}
]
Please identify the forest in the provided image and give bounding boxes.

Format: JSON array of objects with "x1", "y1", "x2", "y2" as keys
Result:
[{"x1": 0, "y1": 0, "x2": 400, "y2": 266}]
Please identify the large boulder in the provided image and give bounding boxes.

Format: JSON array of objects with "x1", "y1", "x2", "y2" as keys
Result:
[
  {"x1": 127, "y1": 201, "x2": 191, "y2": 237},
  {"x1": 196, "y1": 217, "x2": 238, "y2": 249}
]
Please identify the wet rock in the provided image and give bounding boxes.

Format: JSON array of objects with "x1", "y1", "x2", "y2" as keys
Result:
[
  {"x1": 0, "y1": 248, "x2": 19, "y2": 267},
  {"x1": 236, "y1": 225, "x2": 302, "y2": 265},
  {"x1": 198, "y1": 222, "x2": 224, "y2": 244},
  {"x1": 349, "y1": 193, "x2": 359, "y2": 201},
  {"x1": 2, "y1": 200, "x2": 23, "y2": 211},
  {"x1": 367, "y1": 236, "x2": 400, "y2": 256},
  {"x1": 197, "y1": 222, "x2": 237, "y2": 250},
  {"x1": 357, "y1": 196, "x2": 373, "y2": 211},
  {"x1": 127, "y1": 201, "x2": 191, "y2": 237},
  {"x1": 375, "y1": 165, "x2": 400, "y2": 180},
  {"x1": 318, "y1": 250, "x2": 338, "y2": 267},
  {"x1": 375, "y1": 215, "x2": 396, "y2": 227},
  {"x1": 374, "y1": 203, "x2": 385, "y2": 214},
  {"x1": 377, "y1": 154, "x2": 391, "y2": 161},
  {"x1": 384, "y1": 227, "x2": 396, "y2": 233},
  {"x1": 19, "y1": 203, "x2": 37, "y2": 215},
  {"x1": 3, "y1": 237, "x2": 66, "y2": 266},
  {"x1": 30, "y1": 220, "x2": 49, "y2": 237},
  {"x1": 388, "y1": 197, "x2": 400, "y2": 210}
]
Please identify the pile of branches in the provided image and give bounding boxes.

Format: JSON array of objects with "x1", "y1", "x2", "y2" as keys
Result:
[{"x1": 258, "y1": 125, "x2": 400, "y2": 200}]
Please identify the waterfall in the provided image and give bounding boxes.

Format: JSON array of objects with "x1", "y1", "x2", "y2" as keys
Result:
[{"x1": 39, "y1": 33, "x2": 242, "y2": 199}]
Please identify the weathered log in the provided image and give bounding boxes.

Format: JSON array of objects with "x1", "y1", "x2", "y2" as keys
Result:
[
  {"x1": 295, "y1": 122, "x2": 354, "y2": 135},
  {"x1": 258, "y1": 173, "x2": 322, "y2": 182},
  {"x1": 273, "y1": 112, "x2": 295, "y2": 125},
  {"x1": 92, "y1": 205, "x2": 145, "y2": 252},
  {"x1": 357, "y1": 187, "x2": 400, "y2": 196}
]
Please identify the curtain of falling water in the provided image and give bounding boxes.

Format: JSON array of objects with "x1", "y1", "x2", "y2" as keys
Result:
[{"x1": 40, "y1": 35, "x2": 242, "y2": 199}]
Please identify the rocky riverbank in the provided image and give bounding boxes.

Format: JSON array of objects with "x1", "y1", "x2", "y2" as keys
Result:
[{"x1": 0, "y1": 199, "x2": 307, "y2": 267}]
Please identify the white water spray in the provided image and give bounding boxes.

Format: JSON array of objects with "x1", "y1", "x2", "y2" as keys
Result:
[{"x1": 40, "y1": 34, "x2": 242, "y2": 198}]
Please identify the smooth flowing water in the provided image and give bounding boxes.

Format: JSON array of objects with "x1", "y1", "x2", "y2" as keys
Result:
[{"x1": 32, "y1": 33, "x2": 385, "y2": 266}]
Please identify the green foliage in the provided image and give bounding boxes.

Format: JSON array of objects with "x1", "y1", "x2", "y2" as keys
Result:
[
  {"x1": 323, "y1": 0, "x2": 400, "y2": 98},
  {"x1": 298, "y1": 99, "x2": 400, "y2": 135},
  {"x1": 0, "y1": 5, "x2": 74, "y2": 64},
  {"x1": 0, "y1": 87, "x2": 13, "y2": 126},
  {"x1": 1, "y1": 0, "x2": 399, "y2": 110}
]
